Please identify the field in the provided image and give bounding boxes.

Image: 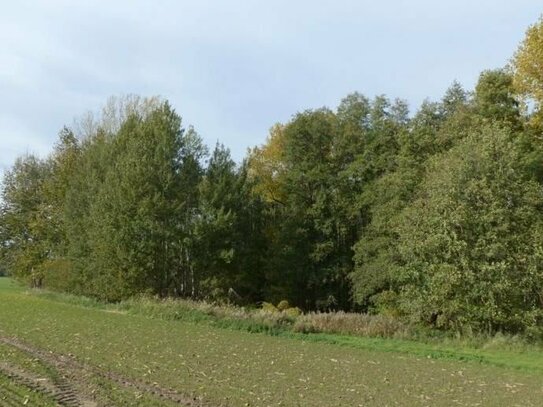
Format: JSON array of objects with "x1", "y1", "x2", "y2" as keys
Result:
[{"x1": 0, "y1": 278, "x2": 542, "y2": 406}]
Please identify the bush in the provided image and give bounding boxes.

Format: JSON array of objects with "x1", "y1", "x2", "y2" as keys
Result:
[
  {"x1": 396, "y1": 127, "x2": 543, "y2": 334},
  {"x1": 277, "y1": 300, "x2": 290, "y2": 311},
  {"x1": 261, "y1": 302, "x2": 279, "y2": 313}
]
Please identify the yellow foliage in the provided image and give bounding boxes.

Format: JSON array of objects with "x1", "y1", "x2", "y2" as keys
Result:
[
  {"x1": 261, "y1": 302, "x2": 279, "y2": 313},
  {"x1": 276, "y1": 300, "x2": 290, "y2": 311},
  {"x1": 512, "y1": 16, "x2": 543, "y2": 127},
  {"x1": 261, "y1": 300, "x2": 301, "y2": 317},
  {"x1": 284, "y1": 307, "x2": 302, "y2": 317},
  {"x1": 247, "y1": 124, "x2": 287, "y2": 204}
]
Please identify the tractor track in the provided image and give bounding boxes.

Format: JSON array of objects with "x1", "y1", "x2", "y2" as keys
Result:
[
  {"x1": 0, "y1": 361, "x2": 80, "y2": 406},
  {"x1": 0, "y1": 335, "x2": 210, "y2": 407}
]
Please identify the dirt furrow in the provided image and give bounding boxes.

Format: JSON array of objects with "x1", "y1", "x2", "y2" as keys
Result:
[
  {"x1": 0, "y1": 360, "x2": 86, "y2": 406},
  {"x1": 0, "y1": 381, "x2": 32, "y2": 407},
  {"x1": 0, "y1": 335, "x2": 209, "y2": 406}
]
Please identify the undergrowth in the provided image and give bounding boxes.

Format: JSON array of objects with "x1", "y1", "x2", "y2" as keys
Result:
[{"x1": 29, "y1": 287, "x2": 543, "y2": 355}]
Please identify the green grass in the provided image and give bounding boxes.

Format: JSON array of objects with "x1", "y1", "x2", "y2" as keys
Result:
[
  {"x1": 23, "y1": 278, "x2": 543, "y2": 374},
  {"x1": 0, "y1": 372, "x2": 57, "y2": 407},
  {"x1": 0, "y1": 342, "x2": 55, "y2": 379},
  {"x1": 1, "y1": 277, "x2": 543, "y2": 406}
]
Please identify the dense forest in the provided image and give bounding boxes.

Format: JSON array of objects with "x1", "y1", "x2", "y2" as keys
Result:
[{"x1": 2, "y1": 19, "x2": 543, "y2": 336}]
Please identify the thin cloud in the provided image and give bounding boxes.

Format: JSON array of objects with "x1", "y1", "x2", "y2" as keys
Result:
[{"x1": 0, "y1": 0, "x2": 540, "y2": 175}]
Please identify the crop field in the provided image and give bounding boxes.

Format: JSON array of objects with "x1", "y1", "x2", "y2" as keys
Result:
[{"x1": 0, "y1": 278, "x2": 542, "y2": 406}]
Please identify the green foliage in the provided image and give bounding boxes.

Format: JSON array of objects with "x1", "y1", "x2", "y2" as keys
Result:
[
  {"x1": 14, "y1": 281, "x2": 543, "y2": 373},
  {"x1": 258, "y1": 107, "x2": 362, "y2": 310},
  {"x1": 260, "y1": 299, "x2": 301, "y2": 316},
  {"x1": 0, "y1": 154, "x2": 52, "y2": 287},
  {"x1": 396, "y1": 126, "x2": 543, "y2": 334},
  {"x1": 193, "y1": 144, "x2": 267, "y2": 303},
  {"x1": 474, "y1": 69, "x2": 520, "y2": 127},
  {"x1": 3, "y1": 17, "x2": 543, "y2": 337}
]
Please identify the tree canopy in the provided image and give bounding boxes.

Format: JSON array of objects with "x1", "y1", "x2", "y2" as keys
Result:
[{"x1": 2, "y1": 17, "x2": 543, "y2": 336}]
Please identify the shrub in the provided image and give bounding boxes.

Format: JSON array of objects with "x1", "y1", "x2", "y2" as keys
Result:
[
  {"x1": 285, "y1": 307, "x2": 302, "y2": 317},
  {"x1": 261, "y1": 302, "x2": 279, "y2": 313},
  {"x1": 277, "y1": 300, "x2": 290, "y2": 311}
]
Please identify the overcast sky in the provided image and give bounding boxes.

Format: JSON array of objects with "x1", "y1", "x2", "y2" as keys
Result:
[{"x1": 0, "y1": 1, "x2": 541, "y2": 177}]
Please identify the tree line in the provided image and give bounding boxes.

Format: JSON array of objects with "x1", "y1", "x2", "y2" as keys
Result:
[{"x1": 2, "y1": 18, "x2": 543, "y2": 335}]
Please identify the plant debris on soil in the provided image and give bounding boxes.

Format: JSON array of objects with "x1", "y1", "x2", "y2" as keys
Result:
[{"x1": 1, "y1": 278, "x2": 543, "y2": 406}]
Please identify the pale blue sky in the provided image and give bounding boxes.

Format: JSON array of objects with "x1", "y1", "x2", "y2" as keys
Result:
[{"x1": 0, "y1": 0, "x2": 541, "y2": 176}]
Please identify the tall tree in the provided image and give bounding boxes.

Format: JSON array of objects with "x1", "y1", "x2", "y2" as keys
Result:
[
  {"x1": 87, "y1": 103, "x2": 203, "y2": 300},
  {"x1": 512, "y1": 16, "x2": 543, "y2": 128},
  {"x1": 396, "y1": 126, "x2": 543, "y2": 333},
  {"x1": 474, "y1": 69, "x2": 521, "y2": 128},
  {"x1": 193, "y1": 145, "x2": 266, "y2": 302},
  {"x1": 0, "y1": 155, "x2": 51, "y2": 287}
]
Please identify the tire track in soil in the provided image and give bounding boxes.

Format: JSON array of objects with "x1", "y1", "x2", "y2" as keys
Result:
[
  {"x1": 0, "y1": 335, "x2": 210, "y2": 407},
  {"x1": 0, "y1": 382, "x2": 35, "y2": 407},
  {"x1": 0, "y1": 362, "x2": 82, "y2": 406}
]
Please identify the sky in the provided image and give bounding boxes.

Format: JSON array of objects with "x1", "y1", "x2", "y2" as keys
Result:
[{"x1": 0, "y1": 1, "x2": 541, "y2": 178}]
